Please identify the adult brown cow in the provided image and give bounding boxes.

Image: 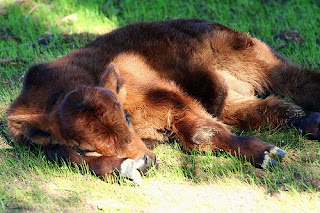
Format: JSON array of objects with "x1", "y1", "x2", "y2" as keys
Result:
[{"x1": 7, "y1": 19, "x2": 320, "y2": 184}]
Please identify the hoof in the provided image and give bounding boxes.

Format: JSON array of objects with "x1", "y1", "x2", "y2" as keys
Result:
[
  {"x1": 261, "y1": 147, "x2": 287, "y2": 169},
  {"x1": 293, "y1": 113, "x2": 320, "y2": 141},
  {"x1": 120, "y1": 158, "x2": 142, "y2": 185}
]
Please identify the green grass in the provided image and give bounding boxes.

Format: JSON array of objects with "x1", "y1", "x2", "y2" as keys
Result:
[{"x1": 0, "y1": 0, "x2": 320, "y2": 212}]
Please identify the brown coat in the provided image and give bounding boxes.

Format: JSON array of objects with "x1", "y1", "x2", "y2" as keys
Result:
[{"x1": 7, "y1": 19, "x2": 320, "y2": 178}]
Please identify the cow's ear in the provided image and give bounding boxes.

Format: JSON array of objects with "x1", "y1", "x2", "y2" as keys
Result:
[
  {"x1": 100, "y1": 63, "x2": 122, "y2": 94},
  {"x1": 7, "y1": 113, "x2": 52, "y2": 145}
]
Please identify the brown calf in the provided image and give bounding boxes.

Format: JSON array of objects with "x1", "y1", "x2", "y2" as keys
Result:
[{"x1": 7, "y1": 19, "x2": 320, "y2": 183}]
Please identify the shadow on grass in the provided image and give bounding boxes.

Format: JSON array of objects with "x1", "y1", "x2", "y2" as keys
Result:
[
  {"x1": 173, "y1": 137, "x2": 320, "y2": 194},
  {"x1": 0, "y1": 1, "x2": 108, "y2": 64},
  {"x1": 1, "y1": 0, "x2": 319, "y2": 198}
]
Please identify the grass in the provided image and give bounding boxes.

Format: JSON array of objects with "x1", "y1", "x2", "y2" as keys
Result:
[{"x1": 0, "y1": 0, "x2": 320, "y2": 212}]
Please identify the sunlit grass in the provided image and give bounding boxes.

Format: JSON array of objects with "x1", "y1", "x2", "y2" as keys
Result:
[{"x1": 0, "y1": 0, "x2": 320, "y2": 212}]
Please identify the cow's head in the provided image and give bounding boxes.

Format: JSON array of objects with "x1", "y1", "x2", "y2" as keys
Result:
[
  {"x1": 8, "y1": 63, "x2": 156, "y2": 176},
  {"x1": 57, "y1": 63, "x2": 156, "y2": 174}
]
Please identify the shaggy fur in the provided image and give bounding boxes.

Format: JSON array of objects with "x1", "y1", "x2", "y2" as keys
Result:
[{"x1": 7, "y1": 19, "x2": 320, "y2": 177}]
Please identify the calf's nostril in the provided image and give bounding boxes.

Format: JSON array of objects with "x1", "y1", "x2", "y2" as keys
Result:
[
  {"x1": 135, "y1": 155, "x2": 149, "y2": 175},
  {"x1": 143, "y1": 154, "x2": 149, "y2": 165},
  {"x1": 135, "y1": 153, "x2": 158, "y2": 175}
]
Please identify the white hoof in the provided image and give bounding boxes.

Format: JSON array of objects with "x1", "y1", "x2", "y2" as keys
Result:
[
  {"x1": 261, "y1": 147, "x2": 287, "y2": 169},
  {"x1": 120, "y1": 158, "x2": 142, "y2": 185}
]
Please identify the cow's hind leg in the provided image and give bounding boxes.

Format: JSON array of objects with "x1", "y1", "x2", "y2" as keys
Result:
[
  {"x1": 220, "y1": 96, "x2": 320, "y2": 141},
  {"x1": 268, "y1": 64, "x2": 320, "y2": 112},
  {"x1": 44, "y1": 145, "x2": 152, "y2": 184}
]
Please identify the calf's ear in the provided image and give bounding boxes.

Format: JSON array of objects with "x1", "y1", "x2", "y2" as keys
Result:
[
  {"x1": 100, "y1": 63, "x2": 122, "y2": 94},
  {"x1": 7, "y1": 113, "x2": 53, "y2": 145}
]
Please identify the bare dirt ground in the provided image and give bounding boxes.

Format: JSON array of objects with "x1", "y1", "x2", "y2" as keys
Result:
[{"x1": 80, "y1": 178, "x2": 320, "y2": 212}]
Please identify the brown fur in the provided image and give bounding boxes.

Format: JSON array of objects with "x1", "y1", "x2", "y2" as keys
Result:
[{"x1": 7, "y1": 19, "x2": 320, "y2": 176}]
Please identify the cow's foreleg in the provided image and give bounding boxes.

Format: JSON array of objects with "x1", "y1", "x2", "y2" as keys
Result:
[
  {"x1": 173, "y1": 110, "x2": 286, "y2": 169},
  {"x1": 44, "y1": 145, "x2": 152, "y2": 184}
]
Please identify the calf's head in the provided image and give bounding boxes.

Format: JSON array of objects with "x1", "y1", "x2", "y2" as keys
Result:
[
  {"x1": 8, "y1": 63, "x2": 156, "y2": 175},
  {"x1": 57, "y1": 64, "x2": 156, "y2": 166}
]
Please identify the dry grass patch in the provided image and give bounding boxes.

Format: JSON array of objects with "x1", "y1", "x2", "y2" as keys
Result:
[{"x1": 32, "y1": 176, "x2": 320, "y2": 212}]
